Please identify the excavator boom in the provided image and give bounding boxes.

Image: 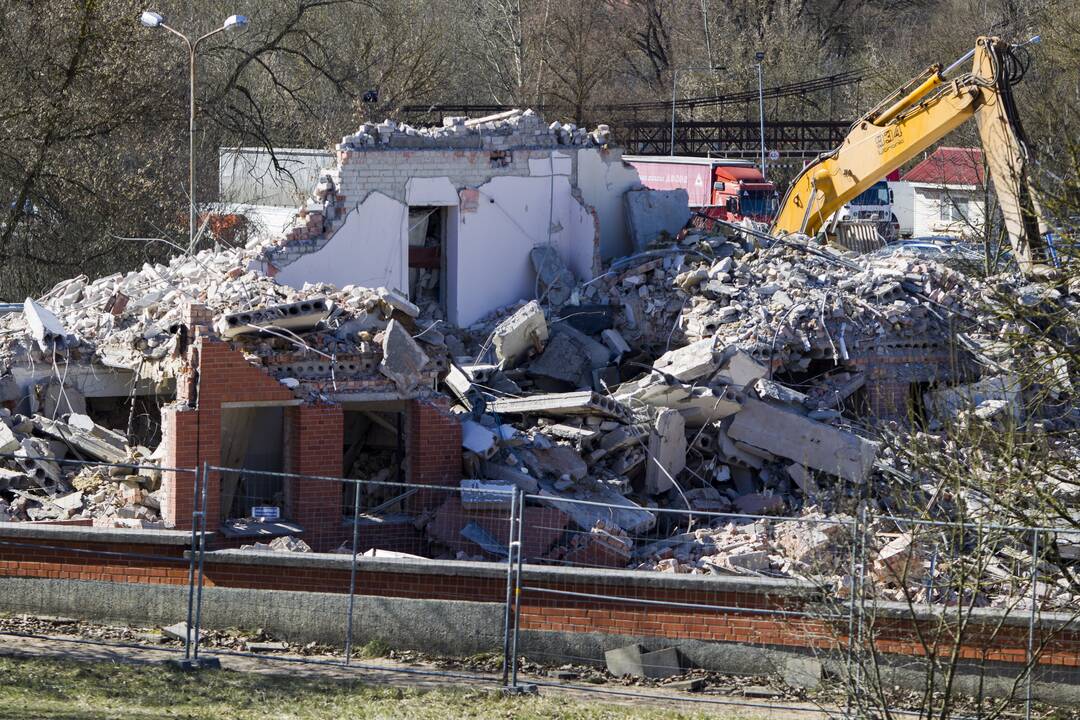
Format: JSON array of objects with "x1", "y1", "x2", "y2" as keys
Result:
[{"x1": 771, "y1": 37, "x2": 1051, "y2": 277}]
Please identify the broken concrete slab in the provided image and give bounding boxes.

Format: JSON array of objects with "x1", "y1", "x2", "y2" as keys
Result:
[
  {"x1": 645, "y1": 408, "x2": 685, "y2": 494},
  {"x1": 532, "y1": 444, "x2": 588, "y2": 481},
  {"x1": 527, "y1": 332, "x2": 592, "y2": 389},
  {"x1": 377, "y1": 286, "x2": 420, "y2": 318},
  {"x1": 728, "y1": 399, "x2": 879, "y2": 483},
  {"x1": 653, "y1": 338, "x2": 719, "y2": 382},
  {"x1": 537, "y1": 485, "x2": 654, "y2": 535},
  {"x1": 460, "y1": 420, "x2": 497, "y2": 456},
  {"x1": 489, "y1": 391, "x2": 634, "y2": 424},
  {"x1": 492, "y1": 300, "x2": 548, "y2": 369},
  {"x1": 162, "y1": 621, "x2": 200, "y2": 643},
  {"x1": 379, "y1": 319, "x2": 430, "y2": 392},
  {"x1": 600, "y1": 329, "x2": 631, "y2": 359},
  {"x1": 531, "y1": 246, "x2": 575, "y2": 307},
  {"x1": 0, "y1": 421, "x2": 19, "y2": 455},
  {"x1": 23, "y1": 298, "x2": 69, "y2": 349},
  {"x1": 482, "y1": 460, "x2": 539, "y2": 493},
  {"x1": 712, "y1": 349, "x2": 767, "y2": 389},
  {"x1": 641, "y1": 647, "x2": 684, "y2": 679},
  {"x1": 220, "y1": 297, "x2": 330, "y2": 338},
  {"x1": 624, "y1": 188, "x2": 691, "y2": 252},
  {"x1": 605, "y1": 643, "x2": 646, "y2": 677},
  {"x1": 618, "y1": 377, "x2": 741, "y2": 427},
  {"x1": 549, "y1": 322, "x2": 611, "y2": 370},
  {"x1": 35, "y1": 415, "x2": 128, "y2": 464}
]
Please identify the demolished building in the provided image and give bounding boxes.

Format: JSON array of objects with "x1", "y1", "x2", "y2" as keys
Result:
[
  {"x1": 2, "y1": 108, "x2": 1077, "y2": 610},
  {"x1": 252, "y1": 109, "x2": 642, "y2": 326}
]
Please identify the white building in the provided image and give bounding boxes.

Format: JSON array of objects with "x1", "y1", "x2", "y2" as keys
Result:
[
  {"x1": 221, "y1": 111, "x2": 645, "y2": 327},
  {"x1": 891, "y1": 147, "x2": 986, "y2": 239}
]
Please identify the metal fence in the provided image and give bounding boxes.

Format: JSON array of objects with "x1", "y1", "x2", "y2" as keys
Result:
[{"x1": 2, "y1": 457, "x2": 1079, "y2": 718}]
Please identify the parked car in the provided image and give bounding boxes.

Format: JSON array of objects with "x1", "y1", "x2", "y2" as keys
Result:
[{"x1": 878, "y1": 236, "x2": 982, "y2": 260}]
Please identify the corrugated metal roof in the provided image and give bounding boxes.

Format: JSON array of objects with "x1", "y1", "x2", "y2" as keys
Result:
[{"x1": 902, "y1": 147, "x2": 985, "y2": 186}]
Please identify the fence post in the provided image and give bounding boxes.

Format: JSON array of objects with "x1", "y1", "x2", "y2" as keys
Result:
[
  {"x1": 344, "y1": 476, "x2": 362, "y2": 666},
  {"x1": 851, "y1": 504, "x2": 869, "y2": 718},
  {"x1": 501, "y1": 486, "x2": 519, "y2": 684},
  {"x1": 844, "y1": 512, "x2": 858, "y2": 720},
  {"x1": 183, "y1": 465, "x2": 201, "y2": 661},
  {"x1": 192, "y1": 461, "x2": 212, "y2": 664},
  {"x1": 1025, "y1": 528, "x2": 1040, "y2": 720},
  {"x1": 510, "y1": 487, "x2": 525, "y2": 689}
]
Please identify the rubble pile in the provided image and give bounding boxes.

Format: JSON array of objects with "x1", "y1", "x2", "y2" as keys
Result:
[
  {"x1": 0, "y1": 409, "x2": 162, "y2": 526},
  {"x1": 338, "y1": 108, "x2": 610, "y2": 151},
  {"x1": 0, "y1": 243, "x2": 448, "y2": 524},
  {"x1": 575, "y1": 222, "x2": 983, "y2": 374},
  {"x1": 417, "y1": 218, "x2": 1079, "y2": 610}
]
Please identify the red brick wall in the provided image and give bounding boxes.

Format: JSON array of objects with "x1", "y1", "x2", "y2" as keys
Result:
[
  {"x1": 162, "y1": 334, "x2": 309, "y2": 530},
  {"x1": 0, "y1": 538, "x2": 189, "y2": 585},
  {"x1": 407, "y1": 398, "x2": 462, "y2": 510},
  {"x1": 284, "y1": 403, "x2": 344, "y2": 551}
]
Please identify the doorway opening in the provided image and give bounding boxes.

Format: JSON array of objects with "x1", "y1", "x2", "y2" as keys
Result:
[
  {"x1": 220, "y1": 407, "x2": 285, "y2": 520},
  {"x1": 408, "y1": 206, "x2": 447, "y2": 316}
]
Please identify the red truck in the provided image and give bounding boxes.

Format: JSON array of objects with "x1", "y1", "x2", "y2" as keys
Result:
[{"x1": 623, "y1": 155, "x2": 778, "y2": 223}]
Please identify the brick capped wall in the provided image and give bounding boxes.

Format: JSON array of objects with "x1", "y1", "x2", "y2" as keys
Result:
[{"x1": 3, "y1": 533, "x2": 1080, "y2": 671}]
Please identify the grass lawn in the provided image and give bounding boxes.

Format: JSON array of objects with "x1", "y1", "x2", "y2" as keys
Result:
[{"x1": 0, "y1": 655, "x2": 736, "y2": 719}]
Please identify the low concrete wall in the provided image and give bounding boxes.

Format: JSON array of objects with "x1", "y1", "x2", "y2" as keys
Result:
[
  {"x1": 3, "y1": 575, "x2": 1080, "y2": 705},
  {"x1": 0, "y1": 577, "x2": 504, "y2": 657}
]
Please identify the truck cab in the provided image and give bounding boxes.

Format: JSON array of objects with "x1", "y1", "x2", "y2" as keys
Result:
[
  {"x1": 624, "y1": 155, "x2": 778, "y2": 224},
  {"x1": 834, "y1": 179, "x2": 901, "y2": 241}
]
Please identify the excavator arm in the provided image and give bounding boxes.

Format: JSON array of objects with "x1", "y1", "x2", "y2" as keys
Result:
[{"x1": 771, "y1": 36, "x2": 1052, "y2": 277}]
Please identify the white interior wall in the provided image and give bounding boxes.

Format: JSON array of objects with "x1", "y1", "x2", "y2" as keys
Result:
[
  {"x1": 576, "y1": 149, "x2": 642, "y2": 261},
  {"x1": 450, "y1": 174, "x2": 597, "y2": 326},
  {"x1": 275, "y1": 192, "x2": 409, "y2": 293}
]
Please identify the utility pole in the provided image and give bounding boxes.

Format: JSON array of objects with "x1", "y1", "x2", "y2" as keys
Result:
[
  {"x1": 140, "y1": 10, "x2": 249, "y2": 254},
  {"x1": 756, "y1": 51, "x2": 767, "y2": 179}
]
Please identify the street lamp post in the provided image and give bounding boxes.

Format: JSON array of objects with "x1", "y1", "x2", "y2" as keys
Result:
[
  {"x1": 755, "y1": 51, "x2": 767, "y2": 180},
  {"x1": 140, "y1": 11, "x2": 248, "y2": 254},
  {"x1": 670, "y1": 65, "x2": 726, "y2": 156}
]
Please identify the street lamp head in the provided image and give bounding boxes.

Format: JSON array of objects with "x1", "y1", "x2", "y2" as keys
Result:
[
  {"x1": 755, "y1": 51, "x2": 766, "y2": 62},
  {"x1": 139, "y1": 10, "x2": 164, "y2": 28},
  {"x1": 222, "y1": 14, "x2": 248, "y2": 30}
]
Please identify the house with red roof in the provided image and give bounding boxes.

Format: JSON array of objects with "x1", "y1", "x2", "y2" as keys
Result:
[{"x1": 890, "y1": 147, "x2": 987, "y2": 238}]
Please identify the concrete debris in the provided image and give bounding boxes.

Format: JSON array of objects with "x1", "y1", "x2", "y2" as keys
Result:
[
  {"x1": 240, "y1": 535, "x2": 313, "y2": 553},
  {"x1": 492, "y1": 300, "x2": 548, "y2": 369},
  {"x1": 22, "y1": 298, "x2": 69, "y2": 350},
  {"x1": 219, "y1": 297, "x2": 330, "y2": 338},
  {"x1": 0, "y1": 410, "x2": 163, "y2": 524},
  {"x1": 531, "y1": 247, "x2": 575, "y2": 307},
  {"x1": 0, "y1": 118, "x2": 1072, "y2": 615},
  {"x1": 728, "y1": 399, "x2": 879, "y2": 484},
  {"x1": 378, "y1": 319, "x2": 431, "y2": 392},
  {"x1": 338, "y1": 108, "x2": 607, "y2": 152},
  {"x1": 624, "y1": 188, "x2": 691, "y2": 252},
  {"x1": 645, "y1": 409, "x2": 685, "y2": 494}
]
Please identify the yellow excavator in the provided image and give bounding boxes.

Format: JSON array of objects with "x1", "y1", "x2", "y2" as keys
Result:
[{"x1": 771, "y1": 36, "x2": 1054, "y2": 278}]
